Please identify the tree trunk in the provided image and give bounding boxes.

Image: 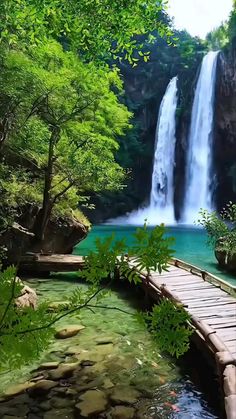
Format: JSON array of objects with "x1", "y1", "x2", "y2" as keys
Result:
[{"x1": 34, "y1": 126, "x2": 60, "y2": 243}]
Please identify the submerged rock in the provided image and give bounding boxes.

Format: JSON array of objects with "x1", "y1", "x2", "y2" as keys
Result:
[
  {"x1": 48, "y1": 301, "x2": 70, "y2": 312},
  {"x1": 28, "y1": 380, "x2": 57, "y2": 396},
  {"x1": 48, "y1": 362, "x2": 79, "y2": 380},
  {"x1": 38, "y1": 362, "x2": 60, "y2": 370},
  {"x1": 110, "y1": 386, "x2": 140, "y2": 405},
  {"x1": 55, "y1": 325, "x2": 85, "y2": 339},
  {"x1": 75, "y1": 390, "x2": 108, "y2": 417},
  {"x1": 111, "y1": 405, "x2": 135, "y2": 419},
  {"x1": 3, "y1": 382, "x2": 35, "y2": 398},
  {"x1": 96, "y1": 337, "x2": 114, "y2": 345},
  {"x1": 43, "y1": 408, "x2": 74, "y2": 419},
  {"x1": 50, "y1": 397, "x2": 75, "y2": 409}
]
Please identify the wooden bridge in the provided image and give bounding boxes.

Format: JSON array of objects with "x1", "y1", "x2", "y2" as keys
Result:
[
  {"x1": 140, "y1": 258, "x2": 236, "y2": 419},
  {"x1": 20, "y1": 253, "x2": 236, "y2": 418}
]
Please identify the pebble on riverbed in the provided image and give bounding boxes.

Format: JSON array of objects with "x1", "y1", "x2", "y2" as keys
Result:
[{"x1": 54, "y1": 325, "x2": 85, "y2": 339}]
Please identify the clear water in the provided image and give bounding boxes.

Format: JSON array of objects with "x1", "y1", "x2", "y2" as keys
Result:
[
  {"x1": 0, "y1": 277, "x2": 220, "y2": 418},
  {"x1": 75, "y1": 225, "x2": 236, "y2": 287}
]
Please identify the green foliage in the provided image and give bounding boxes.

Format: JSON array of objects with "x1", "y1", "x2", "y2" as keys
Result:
[
  {"x1": 228, "y1": 1, "x2": 236, "y2": 43},
  {"x1": 129, "y1": 223, "x2": 175, "y2": 275},
  {"x1": 143, "y1": 300, "x2": 193, "y2": 358},
  {"x1": 198, "y1": 203, "x2": 236, "y2": 255},
  {"x1": 0, "y1": 267, "x2": 55, "y2": 371},
  {"x1": 0, "y1": 0, "x2": 170, "y2": 62},
  {"x1": 206, "y1": 24, "x2": 229, "y2": 50},
  {"x1": 0, "y1": 39, "x2": 132, "y2": 231},
  {"x1": 80, "y1": 223, "x2": 175, "y2": 286},
  {"x1": 197, "y1": 209, "x2": 229, "y2": 247}
]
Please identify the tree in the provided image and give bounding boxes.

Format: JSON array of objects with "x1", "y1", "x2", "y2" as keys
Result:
[
  {"x1": 0, "y1": 41, "x2": 132, "y2": 241},
  {"x1": 0, "y1": 0, "x2": 170, "y2": 62},
  {"x1": 206, "y1": 24, "x2": 229, "y2": 50}
]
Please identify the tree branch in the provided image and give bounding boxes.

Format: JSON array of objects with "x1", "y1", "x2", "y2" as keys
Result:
[
  {"x1": 0, "y1": 287, "x2": 103, "y2": 336},
  {"x1": 0, "y1": 288, "x2": 133, "y2": 337},
  {"x1": 52, "y1": 181, "x2": 74, "y2": 204}
]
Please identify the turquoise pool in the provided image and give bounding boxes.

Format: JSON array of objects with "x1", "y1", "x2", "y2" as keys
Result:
[{"x1": 75, "y1": 225, "x2": 236, "y2": 287}]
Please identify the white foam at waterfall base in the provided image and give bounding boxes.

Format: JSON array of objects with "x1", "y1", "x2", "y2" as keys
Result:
[{"x1": 106, "y1": 205, "x2": 177, "y2": 226}]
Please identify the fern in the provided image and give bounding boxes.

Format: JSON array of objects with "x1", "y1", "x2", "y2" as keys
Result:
[{"x1": 144, "y1": 300, "x2": 193, "y2": 358}]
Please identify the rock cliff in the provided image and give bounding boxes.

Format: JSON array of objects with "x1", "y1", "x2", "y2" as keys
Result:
[
  {"x1": 214, "y1": 41, "x2": 236, "y2": 210},
  {"x1": 0, "y1": 204, "x2": 88, "y2": 265}
]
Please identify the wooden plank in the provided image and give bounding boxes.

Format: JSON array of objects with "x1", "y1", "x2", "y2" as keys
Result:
[
  {"x1": 186, "y1": 301, "x2": 236, "y2": 309},
  {"x1": 158, "y1": 278, "x2": 204, "y2": 285},
  {"x1": 189, "y1": 310, "x2": 235, "y2": 317},
  {"x1": 208, "y1": 320, "x2": 236, "y2": 327},
  {"x1": 177, "y1": 291, "x2": 225, "y2": 299}
]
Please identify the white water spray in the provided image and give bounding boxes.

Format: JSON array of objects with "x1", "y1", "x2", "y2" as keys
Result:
[
  {"x1": 112, "y1": 76, "x2": 178, "y2": 226},
  {"x1": 182, "y1": 51, "x2": 219, "y2": 224}
]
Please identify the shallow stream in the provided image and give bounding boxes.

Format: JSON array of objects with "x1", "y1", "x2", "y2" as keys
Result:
[{"x1": 0, "y1": 275, "x2": 221, "y2": 418}]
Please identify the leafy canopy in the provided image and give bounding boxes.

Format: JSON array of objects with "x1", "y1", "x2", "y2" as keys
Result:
[
  {"x1": 0, "y1": 40, "x2": 132, "y2": 219},
  {"x1": 0, "y1": 0, "x2": 170, "y2": 62}
]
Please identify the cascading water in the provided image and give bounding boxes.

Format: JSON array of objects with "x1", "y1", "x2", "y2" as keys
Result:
[
  {"x1": 149, "y1": 76, "x2": 178, "y2": 223},
  {"x1": 182, "y1": 51, "x2": 219, "y2": 224},
  {"x1": 114, "y1": 76, "x2": 178, "y2": 225}
]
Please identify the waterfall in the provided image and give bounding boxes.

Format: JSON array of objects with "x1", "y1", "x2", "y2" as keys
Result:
[
  {"x1": 149, "y1": 76, "x2": 178, "y2": 222},
  {"x1": 116, "y1": 76, "x2": 178, "y2": 226},
  {"x1": 182, "y1": 51, "x2": 219, "y2": 224}
]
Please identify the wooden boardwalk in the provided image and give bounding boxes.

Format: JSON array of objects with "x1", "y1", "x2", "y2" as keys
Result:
[
  {"x1": 149, "y1": 263, "x2": 236, "y2": 359},
  {"x1": 140, "y1": 259, "x2": 236, "y2": 419}
]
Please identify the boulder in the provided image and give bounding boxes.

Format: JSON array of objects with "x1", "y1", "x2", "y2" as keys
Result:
[
  {"x1": 75, "y1": 390, "x2": 108, "y2": 417},
  {"x1": 1, "y1": 203, "x2": 88, "y2": 266},
  {"x1": 31, "y1": 214, "x2": 88, "y2": 255},
  {"x1": 15, "y1": 284, "x2": 38, "y2": 309},
  {"x1": 0, "y1": 222, "x2": 35, "y2": 266},
  {"x1": 55, "y1": 325, "x2": 85, "y2": 339}
]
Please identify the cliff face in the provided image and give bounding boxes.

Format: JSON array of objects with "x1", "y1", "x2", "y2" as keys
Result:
[
  {"x1": 0, "y1": 204, "x2": 88, "y2": 265},
  {"x1": 215, "y1": 42, "x2": 236, "y2": 210}
]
